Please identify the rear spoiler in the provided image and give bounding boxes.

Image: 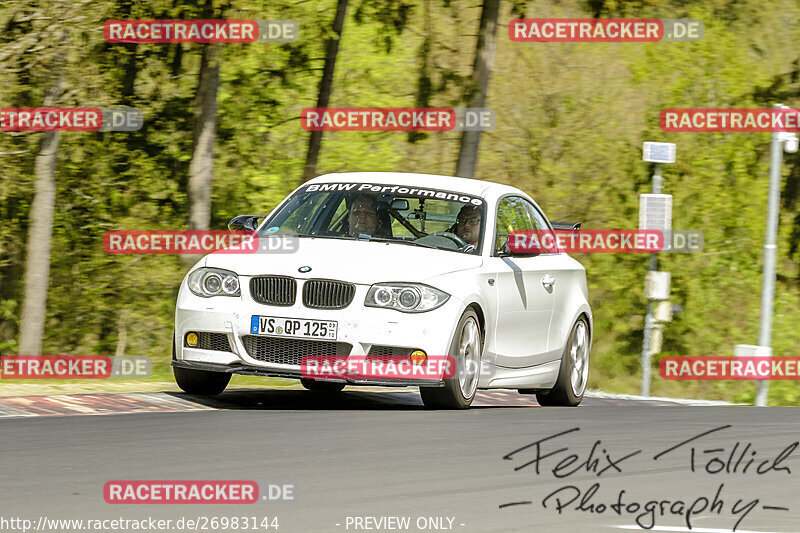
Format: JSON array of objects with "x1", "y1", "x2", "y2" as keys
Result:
[{"x1": 550, "y1": 221, "x2": 581, "y2": 231}]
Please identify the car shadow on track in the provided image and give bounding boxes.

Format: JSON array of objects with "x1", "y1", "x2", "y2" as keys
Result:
[{"x1": 167, "y1": 388, "x2": 542, "y2": 411}]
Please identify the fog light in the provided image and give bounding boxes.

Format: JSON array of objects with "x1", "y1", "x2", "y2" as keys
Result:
[
  {"x1": 186, "y1": 332, "x2": 199, "y2": 347},
  {"x1": 410, "y1": 350, "x2": 427, "y2": 365}
]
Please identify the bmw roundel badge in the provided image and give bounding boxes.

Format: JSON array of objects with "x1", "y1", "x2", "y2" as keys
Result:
[{"x1": 298, "y1": 266, "x2": 312, "y2": 273}]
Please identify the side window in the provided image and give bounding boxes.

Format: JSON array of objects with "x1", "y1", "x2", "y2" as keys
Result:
[
  {"x1": 523, "y1": 199, "x2": 558, "y2": 253},
  {"x1": 523, "y1": 201, "x2": 550, "y2": 231},
  {"x1": 495, "y1": 196, "x2": 535, "y2": 250}
]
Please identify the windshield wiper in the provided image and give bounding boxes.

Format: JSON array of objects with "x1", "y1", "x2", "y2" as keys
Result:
[
  {"x1": 363, "y1": 236, "x2": 440, "y2": 250},
  {"x1": 265, "y1": 233, "x2": 356, "y2": 241}
]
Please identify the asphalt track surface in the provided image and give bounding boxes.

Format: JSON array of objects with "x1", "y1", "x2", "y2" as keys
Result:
[{"x1": 1, "y1": 388, "x2": 798, "y2": 533}]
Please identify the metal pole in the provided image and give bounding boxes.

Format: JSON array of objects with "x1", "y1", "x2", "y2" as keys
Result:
[
  {"x1": 652, "y1": 164, "x2": 663, "y2": 195},
  {"x1": 754, "y1": 105, "x2": 784, "y2": 406},
  {"x1": 641, "y1": 164, "x2": 662, "y2": 396},
  {"x1": 640, "y1": 308, "x2": 652, "y2": 396}
]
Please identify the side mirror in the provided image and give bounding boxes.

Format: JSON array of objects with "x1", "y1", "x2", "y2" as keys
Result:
[
  {"x1": 494, "y1": 234, "x2": 511, "y2": 257},
  {"x1": 390, "y1": 199, "x2": 409, "y2": 211},
  {"x1": 228, "y1": 215, "x2": 265, "y2": 232},
  {"x1": 551, "y1": 221, "x2": 581, "y2": 231},
  {"x1": 496, "y1": 232, "x2": 544, "y2": 256}
]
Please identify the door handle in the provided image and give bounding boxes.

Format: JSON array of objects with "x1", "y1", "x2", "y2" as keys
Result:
[{"x1": 541, "y1": 274, "x2": 555, "y2": 288}]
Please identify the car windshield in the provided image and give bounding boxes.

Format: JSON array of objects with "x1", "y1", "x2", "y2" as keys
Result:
[{"x1": 260, "y1": 183, "x2": 486, "y2": 254}]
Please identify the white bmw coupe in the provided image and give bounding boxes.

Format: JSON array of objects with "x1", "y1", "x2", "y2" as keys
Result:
[{"x1": 172, "y1": 172, "x2": 592, "y2": 409}]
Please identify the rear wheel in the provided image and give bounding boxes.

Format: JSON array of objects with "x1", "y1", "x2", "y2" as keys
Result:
[
  {"x1": 173, "y1": 366, "x2": 231, "y2": 396},
  {"x1": 420, "y1": 309, "x2": 482, "y2": 409},
  {"x1": 301, "y1": 378, "x2": 346, "y2": 393},
  {"x1": 537, "y1": 317, "x2": 589, "y2": 407}
]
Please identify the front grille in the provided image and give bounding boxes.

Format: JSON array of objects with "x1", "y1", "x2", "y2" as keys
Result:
[
  {"x1": 251, "y1": 276, "x2": 296, "y2": 306},
  {"x1": 241, "y1": 335, "x2": 352, "y2": 366},
  {"x1": 302, "y1": 279, "x2": 355, "y2": 309},
  {"x1": 188, "y1": 332, "x2": 232, "y2": 352},
  {"x1": 368, "y1": 345, "x2": 415, "y2": 356}
]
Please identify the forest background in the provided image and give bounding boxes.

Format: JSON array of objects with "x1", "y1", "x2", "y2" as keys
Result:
[{"x1": 2, "y1": 0, "x2": 800, "y2": 404}]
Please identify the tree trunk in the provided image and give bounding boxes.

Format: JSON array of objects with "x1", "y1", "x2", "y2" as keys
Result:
[
  {"x1": 17, "y1": 31, "x2": 65, "y2": 356},
  {"x1": 187, "y1": 43, "x2": 220, "y2": 232},
  {"x1": 455, "y1": 0, "x2": 500, "y2": 178},
  {"x1": 301, "y1": 0, "x2": 348, "y2": 184},
  {"x1": 408, "y1": 0, "x2": 433, "y2": 144},
  {"x1": 18, "y1": 130, "x2": 61, "y2": 355}
]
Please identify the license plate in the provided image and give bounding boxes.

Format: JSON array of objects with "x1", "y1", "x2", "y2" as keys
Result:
[{"x1": 250, "y1": 315, "x2": 337, "y2": 340}]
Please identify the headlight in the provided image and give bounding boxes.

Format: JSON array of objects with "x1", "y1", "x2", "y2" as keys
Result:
[
  {"x1": 374, "y1": 287, "x2": 394, "y2": 306},
  {"x1": 365, "y1": 283, "x2": 449, "y2": 313},
  {"x1": 188, "y1": 268, "x2": 240, "y2": 298}
]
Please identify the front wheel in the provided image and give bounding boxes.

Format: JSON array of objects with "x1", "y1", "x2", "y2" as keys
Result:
[
  {"x1": 173, "y1": 366, "x2": 231, "y2": 396},
  {"x1": 420, "y1": 309, "x2": 482, "y2": 409},
  {"x1": 537, "y1": 317, "x2": 589, "y2": 407}
]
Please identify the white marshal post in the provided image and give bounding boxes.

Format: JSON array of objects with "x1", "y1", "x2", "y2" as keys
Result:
[{"x1": 640, "y1": 142, "x2": 676, "y2": 396}]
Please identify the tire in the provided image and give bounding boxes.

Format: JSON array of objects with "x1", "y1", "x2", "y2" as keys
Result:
[
  {"x1": 536, "y1": 316, "x2": 589, "y2": 407},
  {"x1": 420, "y1": 309, "x2": 482, "y2": 409},
  {"x1": 301, "y1": 378, "x2": 345, "y2": 393},
  {"x1": 173, "y1": 366, "x2": 231, "y2": 396}
]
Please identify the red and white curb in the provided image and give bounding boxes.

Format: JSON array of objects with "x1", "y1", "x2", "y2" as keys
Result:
[
  {"x1": 584, "y1": 389, "x2": 739, "y2": 406},
  {"x1": 0, "y1": 389, "x2": 539, "y2": 418},
  {"x1": 0, "y1": 389, "x2": 734, "y2": 418},
  {"x1": 0, "y1": 392, "x2": 214, "y2": 418}
]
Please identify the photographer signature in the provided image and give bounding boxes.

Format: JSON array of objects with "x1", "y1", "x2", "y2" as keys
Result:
[{"x1": 499, "y1": 425, "x2": 796, "y2": 531}]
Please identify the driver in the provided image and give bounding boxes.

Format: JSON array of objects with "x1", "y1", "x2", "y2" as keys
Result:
[
  {"x1": 454, "y1": 205, "x2": 482, "y2": 247},
  {"x1": 348, "y1": 194, "x2": 380, "y2": 237}
]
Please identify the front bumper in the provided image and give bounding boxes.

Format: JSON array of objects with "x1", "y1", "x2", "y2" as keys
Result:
[
  {"x1": 174, "y1": 277, "x2": 463, "y2": 386},
  {"x1": 171, "y1": 359, "x2": 443, "y2": 387}
]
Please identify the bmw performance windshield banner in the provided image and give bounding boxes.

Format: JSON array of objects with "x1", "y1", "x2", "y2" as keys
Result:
[{"x1": 302, "y1": 183, "x2": 484, "y2": 206}]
